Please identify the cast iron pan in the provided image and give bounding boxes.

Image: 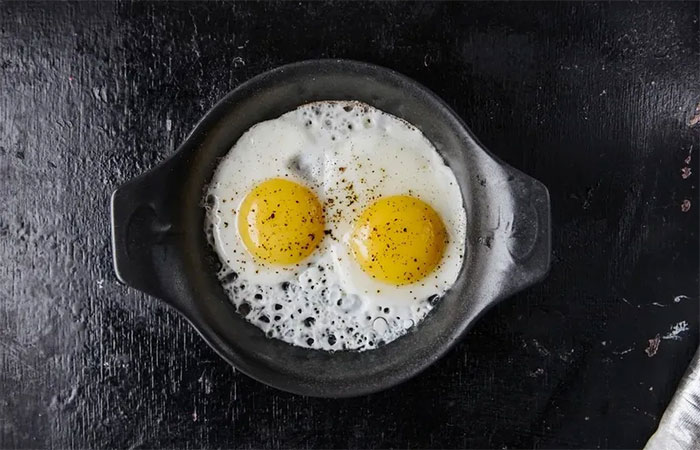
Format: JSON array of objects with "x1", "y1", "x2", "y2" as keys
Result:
[{"x1": 111, "y1": 59, "x2": 551, "y2": 397}]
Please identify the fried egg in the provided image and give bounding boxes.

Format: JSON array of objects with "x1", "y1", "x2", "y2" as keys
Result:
[{"x1": 205, "y1": 101, "x2": 467, "y2": 351}]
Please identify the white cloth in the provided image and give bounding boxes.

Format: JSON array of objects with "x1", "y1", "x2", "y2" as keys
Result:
[{"x1": 645, "y1": 348, "x2": 700, "y2": 450}]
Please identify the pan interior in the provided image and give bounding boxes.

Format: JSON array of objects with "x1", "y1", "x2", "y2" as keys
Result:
[{"x1": 169, "y1": 61, "x2": 514, "y2": 396}]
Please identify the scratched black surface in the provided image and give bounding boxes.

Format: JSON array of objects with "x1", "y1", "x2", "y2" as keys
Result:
[{"x1": 1, "y1": 1, "x2": 699, "y2": 449}]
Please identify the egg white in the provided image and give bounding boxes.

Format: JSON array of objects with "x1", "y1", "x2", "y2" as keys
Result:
[{"x1": 205, "y1": 101, "x2": 467, "y2": 351}]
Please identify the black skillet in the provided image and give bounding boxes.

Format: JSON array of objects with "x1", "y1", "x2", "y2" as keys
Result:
[{"x1": 111, "y1": 59, "x2": 551, "y2": 397}]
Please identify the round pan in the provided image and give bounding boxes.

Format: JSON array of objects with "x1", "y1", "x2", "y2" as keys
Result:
[{"x1": 111, "y1": 59, "x2": 551, "y2": 397}]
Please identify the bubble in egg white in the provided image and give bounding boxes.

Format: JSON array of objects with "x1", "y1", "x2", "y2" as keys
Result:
[{"x1": 204, "y1": 101, "x2": 467, "y2": 352}]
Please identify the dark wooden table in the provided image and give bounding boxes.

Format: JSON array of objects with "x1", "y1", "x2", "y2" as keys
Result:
[{"x1": 1, "y1": 2, "x2": 698, "y2": 448}]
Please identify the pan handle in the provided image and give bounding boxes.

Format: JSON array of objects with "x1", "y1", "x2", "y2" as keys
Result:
[
  {"x1": 501, "y1": 168, "x2": 552, "y2": 297},
  {"x1": 110, "y1": 161, "x2": 181, "y2": 301}
]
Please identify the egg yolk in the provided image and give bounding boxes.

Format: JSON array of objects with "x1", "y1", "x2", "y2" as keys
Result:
[
  {"x1": 238, "y1": 178, "x2": 325, "y2": 265},
  {"x1": 349, "y1": 195, "x2": 448, "y2": 286}
]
